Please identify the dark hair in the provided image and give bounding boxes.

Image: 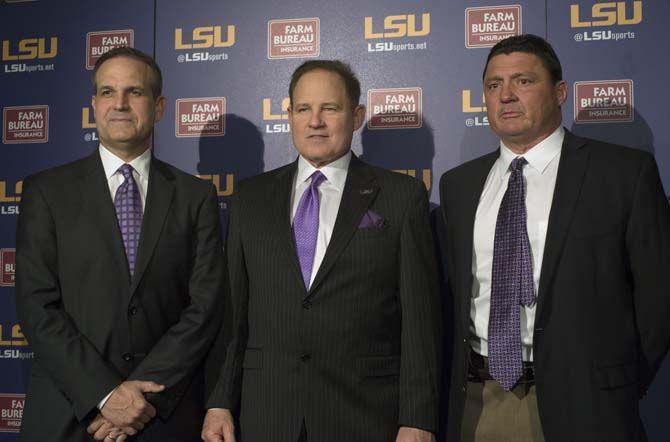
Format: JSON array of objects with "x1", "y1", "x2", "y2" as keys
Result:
[
  {"x1": 92, "y1": 46, "x2": 163, "y2": 98},
  {"x1": 289, "y1": 60, "x2": 361, "y2": 108},
  {"x1": 483, "y1": 34, "x2": 563, "y2": 84}
]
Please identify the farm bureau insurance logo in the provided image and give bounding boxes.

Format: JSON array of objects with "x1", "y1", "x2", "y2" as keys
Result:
[
  {"x1": 0, "y1": 394, "x2": 24, "y2": 433},
  {"x1": 365, "y1": 13, "x2": 430, "y2": 53},
  {"x1": 465, "y1": 5, "x2": 521, "y2": 48},
  {"x1": 268, "y1": 18, "x2": 320, "y2": 59},
  {"x1": 175, "y1": 98, "x2": 226, "y2": 137},
  {"x1": 0, "y1": 249, "x2": 15, "y2": 287},
  {"x1": 571, "y1": 1, "x2": 641, "y2": 42},
  {"x1": 86, "y1": 29, "x2": 134, "y2": 70},
  {"x1": 367, "y1": 88, "x2": 422, "y2": 129},
  {"x1": 3, "y1": 105, "x2": 49, "y2": 144},
  {"x1": 1, "y1": 36, "x2": 57, "y2": 74},
  {"x1": 174, "y1": 25, "x2": 235, "y2": 63},
  {"x1": 574, "y1": 79, "x2": 633, "y2": 123}
]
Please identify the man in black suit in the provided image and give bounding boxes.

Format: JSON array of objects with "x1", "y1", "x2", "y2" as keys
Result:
[
  {"x1": 439, "y1": 34, "x2": 670, "y2": 441},
  {"x1": 202, "y1": 60, "x2": 441, "y2": 442},
  {"x1": 16, "y1": 47, "x2": 226, "y2": 441}
]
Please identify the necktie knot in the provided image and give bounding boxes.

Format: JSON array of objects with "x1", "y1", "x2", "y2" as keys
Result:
[
  {"x1": 509, "y1": 157, "x2": 527, "y2": 176},
  {"x1": 309, "y1": 171, "x2": 326, "y2": 189},
  {"x1": 118, "y1": 164, "x2": 135, "y2": 181}
]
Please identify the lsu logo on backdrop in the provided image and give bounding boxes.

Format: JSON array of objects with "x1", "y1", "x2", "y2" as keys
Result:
[
  {"x1": 465, "y1": 5, "x2": 521, "y2": 48},
  {"x1": 462, "y1": 89, "x2": 489, "y2": 127},
  {"x1": 2, "y1": 105, "x2": 49, "y2": 144},
  {"x1": 175, "y1": 97, "x2": 226, "y2": 137},
  {"x1": 365, "y1": 13, "x2": 430, "y2": 53},
  {"x1": 574, "y1": 79, "x2": 633, "y2": 123},
  {"x1": 367, "y1": 88, "x2": 422, "y2": 129},
  {"x1": 0, "y1": 249, "x2": 15, "y2": 287},
  {"x1": 267, "y1": 18, "x2": 320, "y2": 59},
  {"x1": 86, "y1": 29, "x2": 134, "y2": 70},
  {"x1": 0, "y1": 323, "x2": 32, "y2": 361},
  {"x1": 571, "y1": 1, "x2": 641, "y2": 42},
  {"x1": 262, "y1": 97, "x2": 291, "y2": 134},
  {"x1": 174, "y1": 25, "x2": 234, "y2": 63},
  {"x1": 0, "y1": 394, "x2": 24, "y2": 433},
  {"x1": 81, "y1": 106, "x2": 99, "y2": 142},
  {"x1": 2, "y1": 36, "x2": 57, "y2": 74},
  {"x1": 197, "y1": 174, "x2": 235, "y2": 198},
  {"x1": 0, "y1": 180, "x2": 22, "y2": 215}
]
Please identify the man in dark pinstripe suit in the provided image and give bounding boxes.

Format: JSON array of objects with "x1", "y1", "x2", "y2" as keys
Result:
[{"x1": 202, "y1": 60, "x2": 442, "y2": 442}]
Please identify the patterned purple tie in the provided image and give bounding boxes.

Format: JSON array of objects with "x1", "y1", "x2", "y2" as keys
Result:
[
  {"x1": 292, "y1": 171, "x2": 326, "y2": 289},
  {"x1": 488, "y1": 157, "x2": 536, "y2": 391},
  {"x1": 114, "y1": 164, "x2": 143, "y2": 276}
]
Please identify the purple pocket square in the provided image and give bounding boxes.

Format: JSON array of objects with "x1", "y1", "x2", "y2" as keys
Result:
[{"x1": 358, "y1": 210, "x2": 387, "y2": 230}]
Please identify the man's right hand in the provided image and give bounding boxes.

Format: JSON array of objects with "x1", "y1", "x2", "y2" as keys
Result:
[
  {"x1": 100, "y1": 380, "x2": 165, "y2": 431},
  {"x1": 201, "y1": 408, "x2": 235, "y2": 442}
]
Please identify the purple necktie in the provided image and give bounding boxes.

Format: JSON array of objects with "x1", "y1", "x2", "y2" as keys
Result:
[
  {"x1": 292, "y1": 171, "x2": 326, "y2": 289},
  {"x1": 488, "y1": 157, "x2": 535, "y2": 391},
  {"x1": 114, "y1": 164, "x2": 143, "y2": 276}
]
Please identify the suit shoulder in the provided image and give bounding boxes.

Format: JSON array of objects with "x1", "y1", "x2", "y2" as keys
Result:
[
  {"x1": 236, "y1": 162, "x2": 294, "y2": 195},
  {"x1": 153, "y1": 159, "x2": 214, "y2": 193},
  {"x1": 23, "y1": 156, "x2": 93, "y2": 186},
  {"x1": 439, "y1": 151, "x2": 497, "y2": 187},
  {"x1": 582, "y1": 137, "x2": 654, "y2": 164}
]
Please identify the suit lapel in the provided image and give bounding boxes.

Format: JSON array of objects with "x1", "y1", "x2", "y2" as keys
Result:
[
  {"x1": 129, "y1": 158, "x2": 175, "y2": 297},
  {"x1": 78, "y1": 152, "x2": 132, "y2": 289},
  {"x1": 535, "y1": 130, "x2": 589, "y2": 323},
  {"x1": 272, "y1": 161, "x2": 308, "y2": 293},
  {"x1": 307, "y1": 155, "x2": 378, "y2": 297}
]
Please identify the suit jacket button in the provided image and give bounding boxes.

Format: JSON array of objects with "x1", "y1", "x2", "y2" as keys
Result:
[
  {"x1": 300, "y1": 353, "x2": 311, "y2": 362},
  {"x1": 122, "y1": 353, "x2": 133, "y2": 362},
  {"x1": 129, "y1": 306, "x2": 138, "y2": 316},
  {"x1": 302, "y1": 300, "x2": 311, "y2": 309}
]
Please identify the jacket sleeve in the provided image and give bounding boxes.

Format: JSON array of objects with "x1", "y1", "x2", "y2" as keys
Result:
[{"x1": 16, "y1": 176, "x2": 123, "y2": 422}]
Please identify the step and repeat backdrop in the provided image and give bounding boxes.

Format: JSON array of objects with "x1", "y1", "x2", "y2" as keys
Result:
[{"x1": 1, "y1": 0, "x2": 668, "y2": 439}]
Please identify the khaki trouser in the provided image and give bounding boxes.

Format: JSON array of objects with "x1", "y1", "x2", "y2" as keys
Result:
[{"x1": 461, "y1": 380, "x2": 545, "y2": 442}]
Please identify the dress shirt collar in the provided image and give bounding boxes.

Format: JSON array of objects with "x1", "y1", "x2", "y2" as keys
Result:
[
  {"x1": 99, "y1": 144, "x2": 152, "y2": 180},
  {"x1": 296, "y1": 150, "x2": 352, "y2": 191},
  {"x1": 498, "y1": 125, "x2": 564, "y2": 178}
]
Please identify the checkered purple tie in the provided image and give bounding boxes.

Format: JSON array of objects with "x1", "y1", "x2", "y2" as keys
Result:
[
  {"x1": 292, "y1": 171, "x2": 326, "y2": 289},
  {"x1": 114, "y1": 164, "x2": 143, "y2": 276},
  {"x1": 488, "y1": 157, "x2": 536, "y2": 391}
]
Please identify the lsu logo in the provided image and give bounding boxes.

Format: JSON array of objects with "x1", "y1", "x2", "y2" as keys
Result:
[
  {"x1": 263, "y1": 97, "x2": 291, "y2": 134},
  {"x1": 571, "y1": 1, "x2": 642, "y2": 27},
  {"x1": 367, "y1": 88, "x2": 422, "y2": 129},
  {"x1": 465, "y1": 5, "x2": 521, "y2": 48},
  {"x1": 175, "y1": 97, "x2": 226, "y2": 137},
  {"x1": 86, "y1": 30, "x2": 134, "y2": 69},
  {"x1": 0, "y1": 324, "x2": 27, "y2": 347},
  {"x1": 462, "y1": 90, "x2": 486, "y2": 113},
  {"x1": 268, "y1": 18, "x2": 320, "y2": 59},
  {"x1": 197, "y1": 174, "x2": 235, "y2": 197},
  {"x1": 174, "y1": 25, "x2": 236, "y2": 49},
  {"x1": 1, "y1": 37, "x2": 57, "y2": 61},
  {"x1": 82, "y1": 107, "x2": 96, "y2": 129},
  {"x1": 3, "y1": 105, "x2": 49, "y2": 144},
  {"x1": 0, "y1": 249, "x2": 15, "y2": 287},
  {"x1": 574, "y1": 79, "x2": 634, "y2": 123},
  {"x1": 364, "y1": 13, "x2": 430, "y2": 39},
  {"x1": 0, "y1": 180, "x2": 22, "y2": 204},
  {"x1": 0, "y1": 393, "x2": 24, "y2": 433}
]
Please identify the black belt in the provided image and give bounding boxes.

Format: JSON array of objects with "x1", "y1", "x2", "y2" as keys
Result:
[{"x1": 467, "y1": 351, "x2": 535, "y2": 384}]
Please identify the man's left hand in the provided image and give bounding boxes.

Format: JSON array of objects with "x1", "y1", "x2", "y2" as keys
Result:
[
  {"x1": 396, "y1": 426, "x2": 435, "y2": 442},
  {"x1": 87, "y1": 413, "x2": 130, "y2": 441}
]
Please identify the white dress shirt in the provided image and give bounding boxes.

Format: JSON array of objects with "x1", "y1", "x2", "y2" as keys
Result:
[
  {"x1": 99, "y1": 144, "x2": 151, "y2": 211},
  {"x1": 471, "y1": 126, "x2": 564, "y2": 361},
  {"x1": 290, "y1": 151, "x2": 351, "y2": 288},
  {"x1": 96, "y1": 144, "x2": 151, "y2": 409}
]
